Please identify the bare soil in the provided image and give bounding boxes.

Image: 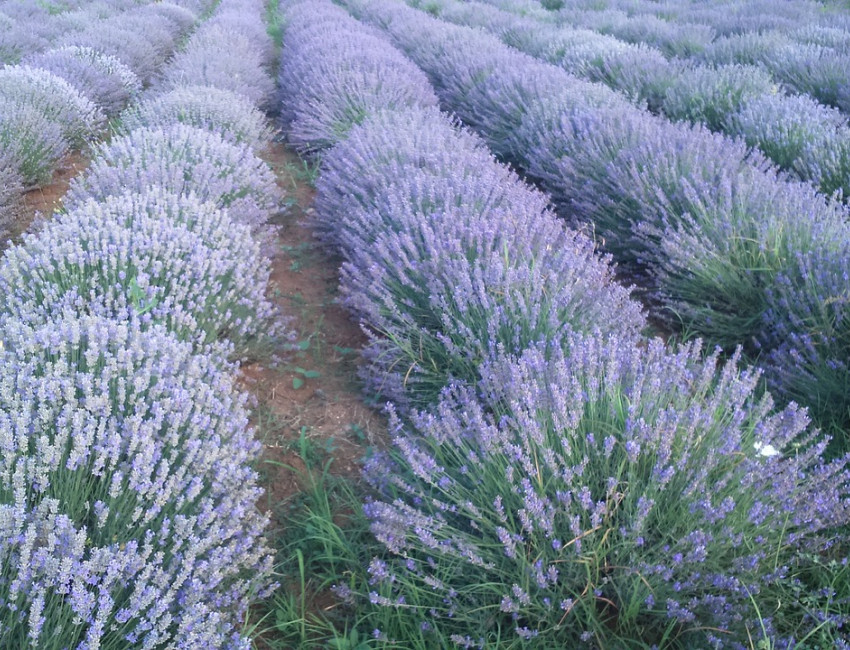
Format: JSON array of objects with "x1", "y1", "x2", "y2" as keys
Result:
[
  {"x1": 13, "y1": 152, "x2": 88, "y2": 239},
  {"x1": 245, "y1": 141, "x2": 386, "y2": 512}
]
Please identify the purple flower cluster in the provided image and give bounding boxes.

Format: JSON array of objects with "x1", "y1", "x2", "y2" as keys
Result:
[
  {"x1": 0, "y1": 97, "x2": 68, "y2": 187},
  {"x1": 363, "y1": 332, "x2": 850, "y2": 646},
  {"x1": 58, "y1": 9, "x2": 188, "y2": 84},
  {"x1": 120, "y1": 85, "x2": 276, "y2": 148},
  {"x1": 765, "y1": 43, "x2": 850, "y2": 114},
  {"x1": 281, "y1": 0, "x2": 642, "y2": 408},
  {"x1": 0, "y1": 314, "x2": 274, "y2": 649},
  {"x1": 0, "y1": 65, "x2": 105, "y2": 146},
  {"x1": 0, "y1": 0, "x2": 285, "y2": 646},
  {"x1": 25, "y1": 45, "x2": 142, "y2": 116},
  {"x1": 0, "y1": 189, "x2": 275, "y2": 354},
  {"x1": 278, "y1": 0, "x2": 439, "y2": 153},
  {"x1": 728, "y1": 92, "x2": 850, "y2": 198},
  {"x1": 157, "y1": 22, "x2": 276, "y2": 109},
  {"x1": 66, "y1": 124, "x2": 281, "y2": 239},
  {"x1": 660, "y1": 64, "x2": 776, "y2": 131}
]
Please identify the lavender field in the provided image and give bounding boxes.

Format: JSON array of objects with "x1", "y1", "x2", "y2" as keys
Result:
[{"x1": 0, "y1": 0, "x2": 849, "y2": 647}]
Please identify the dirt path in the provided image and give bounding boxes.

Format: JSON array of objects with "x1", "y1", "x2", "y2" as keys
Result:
[{"x1": 245, "y1": 141, "x2": 386, "y2": 513}]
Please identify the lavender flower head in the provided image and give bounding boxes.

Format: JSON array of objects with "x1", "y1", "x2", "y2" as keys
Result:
[
  {"x1": 66, "y1": 124, "x2": 282, "y2": 237},
  {"x1": 121, "y1": 85, "x2": 276, "y2": 148},
  {"x1": 0, "y1": 313, "x2": 274, "y2": 648},
  {"x1": 0, "y1": 189, "x2": 279, "y2": 356},
  {"x1": 364, "y1": 333, "x2": 850, "y2": 646}
]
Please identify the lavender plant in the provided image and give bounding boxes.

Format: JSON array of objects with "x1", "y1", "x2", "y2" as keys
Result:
[
  {"x1": 519, "y1": 104, "x2": 754, "y2": 268},
  {"x1": 0, "y1": 19, "x2": 49, "y2": 64},
  {"x1": 315, "y1": 109, "x2": 644, "y2": 407},
  {"x1": 279, "y1": 3, "x2": 438, "y2": 153},
  {"x1": 647, "y1": 175, "x2": 850, "y2": 353},
  {"x1": 0, "y1": 314, "x2": 275, "y2": 649},
  {"x1": 608, "y1": 15, "x2": 716, "y2": 58},
  {"x1": 0, "y1": 65, "x2": 105, "y2": 146},
  {"x1": 314, "y1": 107, "x2": 509, "y2": 250},
  {"x1": 699, "y1": 30, "x2": 791, "y2": 67},
  {"x1": 727, "y1": 93, "x2": 850, "y2": 198},
  {"x1": 790, "y1": 24, "x2": 850, "y2": 53},
  {"x1": 135, "y1": 1, "x2": 197, "y2": 36},
  {"x1": 344, "y1": 193, "x2": 645, "y2": 408},
  {"x1": 206, "y1": 5, "x2": 276, "y2": 69},
  {"x1": 0, "y1": 190, "x2": 278, "y2": 355},
  {"x1": 0, "y1": 156, "x2": 23, "y2": 239},
  {"x1": 120, "y1": 85, "x2": 276, "y2": 148},
  {"x1": 660, "y1": 64, "x2": 776, "y2": 132},
  {"x1": 0, "y1": 98, "x2": 68, "y2": 187},
  {"x1": 762, "y1": 244, "x2": 850, "y2": 447},
  {"x1": 25, "y1": 46, "x2": 142, "y2": 116},
  {"x1": 364, "y1": 334, "x2": 850, "y2": 647},
  {"x1": 65, "y1": 124, "x2": 281, "y2": 237},
  {"x1": 60, "y1": 23, "x2": 165, "y2": 84},
  {"x1": 157, "y1": 24, "x2": 276, "y2": 108},
  {"x1": 765, "y1": 43, "x2": 850, "y2": 113}
]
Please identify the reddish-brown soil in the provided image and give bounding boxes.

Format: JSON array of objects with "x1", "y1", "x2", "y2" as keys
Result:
[
  {"x1": 13, "y1": 152, "x2": 88, "y2": 240},
  {"x1": 245, "y1": 142, "x2": 386, "y2": 513}
]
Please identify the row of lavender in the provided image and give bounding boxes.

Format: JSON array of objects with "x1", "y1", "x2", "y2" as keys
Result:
[
  {"x1": 0, "y1": 1, "x2": 282, "y2": 646},
  {"x1": 430, "y1": 0, "x2": 850, "y2": 202},
  {"x1": 343, "y1": 0, "x2": 850, "y2": 449},
  {"x1": 0, "y1": 1, "x2": 198, "y2": 239},
  {"x1": 277, "y1": 0, "x2": 850, "y2": 646}
]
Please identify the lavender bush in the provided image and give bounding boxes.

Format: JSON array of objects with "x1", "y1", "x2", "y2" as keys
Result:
[
  {"x1": 660, "y1": 64, "x2": 776, "y2": 132},
  {"x1": 316, "y1": 108, "x2": 644, "y2": 407},
  {"x1": 279, "y1": 1, "x2": 438, "y2": 153},
  {"x1": 0, "y1": 65, "x2": 105, "y2": 146},
  {"x1": 790, "y1": 24, "x2": 850, "y2": 53},
  {"x1": 0, "y1": 314, "x2": 274, "y2": 649},
  {"x1": 0, "y1": 18, "x2": 49, "y2": 65},
  {"x1": 157, "y1": 24, "x2": 276, "y2": 108},
  {"x1": 314, "y1": 107, "x2": 524, "y2": 248},
  {"x1": 207, "y1": 4, "x2": 276, "y2": 69},
  {"x1": 135, "y1": 1, "x2": 197, "y2": 36},
  {"x1": 25, "y1": 46, "x2": 142, "y2": 116},
  {"x1": 607, "y1": 15, "x2": 715, "y2": 58},
  {"x1": 648, "y1": 175, "x2": 850, "y2": 353},
  {"x1": 762, "y1": 244, "x2": 850, "y2": 446},
  {"x1": 0, "y1": 190, "x2": 277, "y2": 355},
  {"x1": 364, "y1": 334, "x2": 850, "y2": 647},
  {"x1": 60, "y1": 23, "x2": 165, "y2": 84},
  {"x1": 728, "y1": 93, "x2": 850, "y2": 198},
  {"x1": 0, "y1": 98, "x2": 68, "y2": 187},
  {"x1": 120, "y1": 85, "x2": 276, "y2": 148},
  {"x1": 765, "y1": 44, "x2": 850, "y2": 113},
  {"x1": 65, "y1": 124, "x2": 281, "y2": 237},
  {"x1": 699, "y1": 30, "x2": 791, "y2": 67}
]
